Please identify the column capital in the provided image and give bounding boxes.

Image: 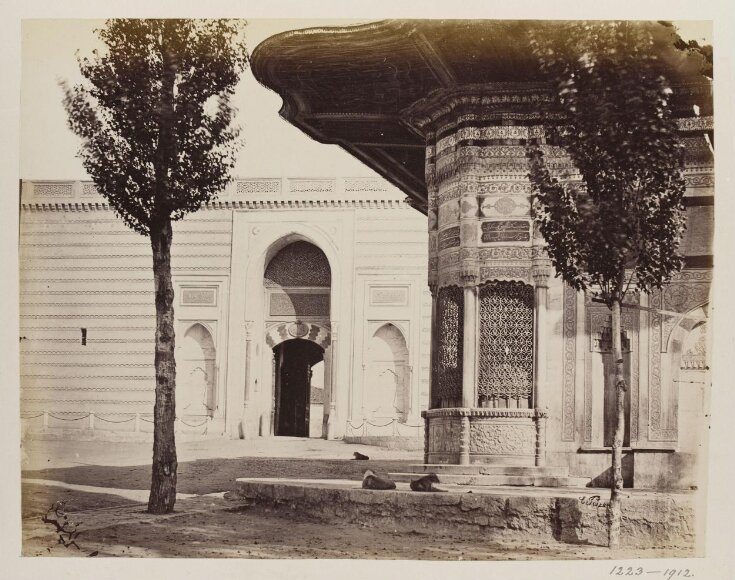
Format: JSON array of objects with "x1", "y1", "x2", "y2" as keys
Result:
[
  {"x1": 531, "y1": 265, "x2": 552, "y2": 288},
  {"x1": 460, "y1": 271, "x2": 479, "y2": 288},
  {"x1": 243, "y1": 320, "x2": 254, "y2": 340}
]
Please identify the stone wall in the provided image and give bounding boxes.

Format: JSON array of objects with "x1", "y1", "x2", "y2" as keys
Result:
[
  {"x1": 20, "y1": 177, "x2": 431, "y2": 440},
  {"x1": 236, "y1": 479, "x2": 697, "y2": 551}
]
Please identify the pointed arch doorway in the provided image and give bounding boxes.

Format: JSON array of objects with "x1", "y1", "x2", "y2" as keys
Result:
[
  {"x1": 273, "y1": 339, "x2": 324, "y2": 437},
  {"x1": 263, "y1": 238, "x2": 332, "y2": 438}
]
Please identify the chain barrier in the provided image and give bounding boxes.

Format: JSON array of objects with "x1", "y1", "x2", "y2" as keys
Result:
[
  {"x1": 48, "y1": 413, "x2": 91, "y2": 421},
  {"x1": 345, "y1": 417, "x2": 423, "y2": 438},
  {"x1": 94, "y1": 415, "x2": 136, "y2": 424},
  {"x1": 23, "y1": 412, "x2": 210, "y2": 433},
  {"x1": 179, "y1": 418, "x2": 209, "y2": 428}
]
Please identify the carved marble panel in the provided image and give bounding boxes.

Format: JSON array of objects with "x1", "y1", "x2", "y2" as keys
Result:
[
  {"x1": 479, "y1": 267, "x2": 532, "y2": 284},
  {"x1": 236, "y1": 179, "x2": 281, "y2": 195},
  {"x1": 459, "y1": 196, "x2": 479, "y2": 217},
  {"x1": 649, "y1": 273, "x2": 711, "y2": 441},
  {"x1": 269, "y1": 292, "x2": 330, "y2": 317},
  {"x1": 480, "y1": 195, "x2": 532, "y2": 218},
  {"x1": 181, "y1": 287, "x2": 217, "y2": 306},
  {"x1": 561, "y1": 284, "x2": 577, "y2": 441},
  {"x1": 438, "y1": 228, "x2": 461, "y2": 251},
  {"x1": 661, "y1": 283, "x2": 711, "y2": 351},
  {"x1": 428, "y1": 416, "x2": 461, "y2": 454},
  {"x1": 438, "y1": 199, "x2": 460, "y2": 227},
  {"x1": 481, "y1": 220, "x2": 530, "y2": 243},
  {"x1": 468, "y1": 419, "x2": 535, "y2": 455},
  {"x1": 34, "y1": 182, "x2": 73, "y2": 198},
  {"x1": 370, "y1": 285, "x2": 409, "y2": 306},
  {"x1": 648, "y1": 289, "x2": 675, "y2": 441},
  {"x1": 344, "y1": 178, "x2": 388, "y2": 192},
  {"x1": 478, "y1": 247, "x2": 533, "y2": 261}
]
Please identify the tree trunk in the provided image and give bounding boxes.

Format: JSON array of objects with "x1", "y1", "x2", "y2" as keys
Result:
[
  {"x1": 147, "y1": 217, "x2": 178, "y2": 514},
  {"x1": 607, "y1": 291, "x2": 626, "y2": 548}
]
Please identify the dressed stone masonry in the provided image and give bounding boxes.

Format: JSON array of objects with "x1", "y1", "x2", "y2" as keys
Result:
[{"x1": 19, "y1": 176, "x2": 433, "y2": 444}]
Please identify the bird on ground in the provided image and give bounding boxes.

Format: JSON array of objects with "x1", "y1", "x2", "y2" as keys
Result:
[
  {"x1": 353, "y1": 451, "x2": 370, "y2": 460},
  {"x1": 362, "y1": 469, "x2": 396, "y2": 490}
]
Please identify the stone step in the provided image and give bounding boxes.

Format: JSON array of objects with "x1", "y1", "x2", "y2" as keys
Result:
[
  {"x1": 388, "y1": 472, "x2": 591, "y2": 488},
  {"x1": 404, "y1": 464, "x2": 570, "y2": 477}
]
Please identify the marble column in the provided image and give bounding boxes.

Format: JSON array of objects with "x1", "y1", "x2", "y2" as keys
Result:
[
  {"x1": 270, "y1": 351, "x2": 277, "y2": 436},
  {"x1": 241, "y1": 320, "x2": 254, "y2": 438},
  {"x1": 532, "y1": 260, "x2": 551, "y2": 409},
  {"x1": 462, "y1": 284, "x2": 478, "y2": 409},
  {"x1": 326, "y1": 322, "x2": 339, "y2": 439},
  {"x1": 428, "y1": 284, "x2": 438, "y2": 408}
]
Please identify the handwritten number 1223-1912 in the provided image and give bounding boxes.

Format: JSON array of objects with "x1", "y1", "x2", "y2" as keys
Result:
[{"x1": 610, "y1": 568, "x2": 694, "y2": 578}]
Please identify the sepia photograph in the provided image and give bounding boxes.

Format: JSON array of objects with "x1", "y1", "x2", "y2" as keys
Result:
[{"x1": 5, "y1": 1, "x2": 734, "y2": 577}]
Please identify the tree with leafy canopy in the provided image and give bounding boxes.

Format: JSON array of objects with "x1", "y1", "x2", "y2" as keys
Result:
[
  {"x1": 62, "y1": 19, "x2": 248, "y2": 514},
  {"x1": 526, "y1": 20, "x2": 709, "y2": 548}
]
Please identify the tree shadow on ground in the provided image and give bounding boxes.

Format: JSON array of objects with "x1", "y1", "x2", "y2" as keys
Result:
[{"x1": 22, "y1": 458, "x2": 414, "y2": 495}]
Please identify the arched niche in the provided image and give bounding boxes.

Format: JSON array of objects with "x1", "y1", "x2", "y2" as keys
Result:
[
  {"x1": 177, "y1": 323, "x2": 217, "y2": 417},
  {"x1": 667, "y1": 304, "x2": 710, "y2": 452},
  {"x1": 263, "y1": 240, "x2": 331, "y2": 320},
  {"x1": 365, "y1": 323, "x2": 410, "y2": 422}
]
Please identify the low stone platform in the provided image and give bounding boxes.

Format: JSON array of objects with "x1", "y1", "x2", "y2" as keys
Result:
[
  {"x1": 388, "y1": 463, "x2": 590, "y2": 487},
  {"x1": 234, "y1": 477, "x2": 698, "y2": 550}
]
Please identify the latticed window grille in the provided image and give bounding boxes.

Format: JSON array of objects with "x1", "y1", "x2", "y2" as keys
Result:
[
  {"x1": 264, "y1": 241, "x2": 331, "y2": 288},
  {"x1": 478, "y1": 281, "x2": 534, "y2": 408},
  {"x1": 432, "y1": 285, "x2": 463, "y2": 408}
]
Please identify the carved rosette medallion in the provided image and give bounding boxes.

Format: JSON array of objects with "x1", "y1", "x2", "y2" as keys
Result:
[{"x1": 287, "y1": 321, "x2": 309, "y2": 338}]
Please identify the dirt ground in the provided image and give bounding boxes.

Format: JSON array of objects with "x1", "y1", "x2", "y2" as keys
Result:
[{"x1": 21, "y1": 447, "x2": 690, "y2": 560}]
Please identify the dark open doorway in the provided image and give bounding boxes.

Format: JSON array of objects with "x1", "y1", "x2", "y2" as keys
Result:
[{"x1": 273, "y1": 339, "x2": 324, "y2": 437}]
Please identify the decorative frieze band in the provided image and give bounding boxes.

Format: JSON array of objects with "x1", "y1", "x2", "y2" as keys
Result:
[
  {"x1": 236, "y1": 178, "x2": 281, "y2": 195},
  {"x1": 21, "y1": 199, "x2": 411, "y2": 212},
  {"x1": 287, "y1": 178, "x2": 335, "y2": 194},
  {"x1": 684, "y1": 174, "x2": 714, "y2": 188},
  {"x1": 81, "y1": 182, "x2": 99, "y2": 196},
  {"x1": 32, "y1": 182, "x2": 74, "y2": 197},
  {"x1": 344, "y1": 178, "x2": 389, "y2": 192},
  {"x1": 435, "y1": 125, "x2": 545, "y2": 155},
  {"x1": 478, "y1": 267, "x2": 532, "y2": 284},
  {"x1": 676, "y1": 116, "x2": 713, "y2": 131},
  {"x1": 424, "y1": 407, "x2": 543, "y2": 419}
]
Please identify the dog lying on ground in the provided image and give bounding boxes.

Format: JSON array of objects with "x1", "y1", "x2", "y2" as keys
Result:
[
  {"x1": 362, "y1": 469, "x2": 396, "y2": 490},
  {"x1": 410, "y1": 473, "x2": 447, "y2": 492}
]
